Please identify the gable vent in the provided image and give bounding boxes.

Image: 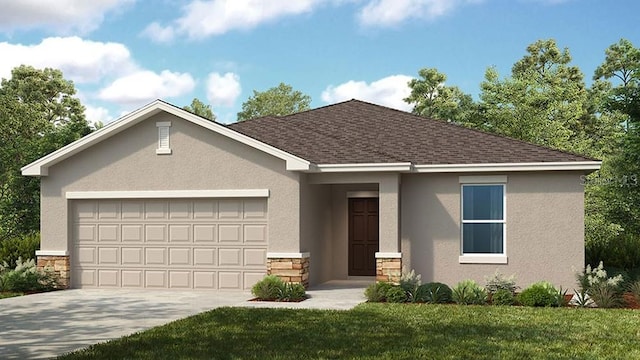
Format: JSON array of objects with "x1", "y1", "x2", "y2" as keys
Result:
[{"x1": 156, "y1": 121, "x2": 172, "y2": 155}]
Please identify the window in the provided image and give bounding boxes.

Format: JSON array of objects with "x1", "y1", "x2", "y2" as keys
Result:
[
  {"x1": 156, "y1": 121, "x2": 172, "y2": 154},
  {"x1": 462, "y1": 184, "x2": 505, "y2": 254}
]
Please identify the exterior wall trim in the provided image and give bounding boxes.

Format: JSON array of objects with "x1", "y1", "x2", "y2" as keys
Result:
[
  {"x1": 375, "y1": 252, "x2": 402, "y2": 258},
  {"x1": 21, "y1": 100, "x2": 311, "y2": 176},
  {"x1": 414, "y1": 161, "x2": 601, "y2": 173},
  {"x1": 66, "y1": 189, "x2": 270, "y2": 199},
  {"x1": 312, "y1": 163, "x2": 412, "y2": 173},
  {"x1": 459, "y1": 175, "x2": 508, "y2": 184},
  {"x1": 36, "y1": 250, "x2": 69, "y2": 256},
  {"x1": 459, "y1": 255, "x2": 508, "y2": 264},
  {"x1": 346, "y1": 191, "x2": 379, "y2": 198},
  {"x1": 266, "y1": 252, "x2": 310, "y2": 259}
]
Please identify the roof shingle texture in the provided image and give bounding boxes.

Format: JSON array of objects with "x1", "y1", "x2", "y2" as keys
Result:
[{"x1": 227, "y1": 99, "x2": 593, "y2": 165}]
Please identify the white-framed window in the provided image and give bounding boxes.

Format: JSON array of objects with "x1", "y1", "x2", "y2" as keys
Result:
[
  {"x1": 458, "y1": 176, "x2": 507, "y2": 264},
  {"x1": 156, "y1": 121, "x2": 172, "y2": 155}
]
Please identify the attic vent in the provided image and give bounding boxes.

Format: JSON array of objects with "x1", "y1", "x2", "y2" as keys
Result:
[{"x1": 156, "y1": 121, "x2": 172, "y2": 155}]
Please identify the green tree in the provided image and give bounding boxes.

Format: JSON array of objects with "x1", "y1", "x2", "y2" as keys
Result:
[
  {"x1": 237, "y1": 83, "x2": 311, "y2": 121},
  {"x1": 404, "y1": 68, "x2": 477, "y2": 125},
  {"x1": 183, "y1": 98, "x2": 216, "y2": 121},
  {"x1": 0, "y1": 65, "x2": 90, "y2": 240}
]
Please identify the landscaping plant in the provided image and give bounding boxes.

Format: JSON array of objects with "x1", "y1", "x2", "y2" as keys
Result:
[
  {"x1": 416, "y1": 282, "x2": 452, "y2": 304},
  {"x1": 0, "y1": 257, "x2": 57, "y2": 292},
  {"x1": 385, "y1": 286, "x2": 408, "y2": 303},
  {"x1": 518, "y1": 282, "x2": 558, "y2": 307},
  {"x1": 364, "y1": 282, "x2": 392, "y2": 302},
  {"x1": 399, "y1": 267, "x2": 422, "y2": 302},
  {"x1": 451, "y1": 279, "x2": 487, "y2": 305},
  {"x1": 484, "y1": 270, "x2": 518, "y2": 295},
  {"x1": 251, "y1": 275, "x2": 306, "y2": 302},
  {"x1": 491, "y1": 289, "x2": 515, "y2": 306},
  {"x1": 574, "y1": 262, "x2": 624, "y2": 308}
]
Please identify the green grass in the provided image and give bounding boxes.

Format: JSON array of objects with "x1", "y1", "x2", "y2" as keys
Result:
[
  {"x1": 0, "y1": 291, "x2": 23, "y2": 299},
  {"x1": 58, "y1": 303, "x2": 640, "y2": 359}
]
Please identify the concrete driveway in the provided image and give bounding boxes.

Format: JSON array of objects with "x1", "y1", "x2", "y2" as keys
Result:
[
  {"x1": 0, "y1": 280, "x2": 368, "y2": 359},
  {"x1": 0, "y1": 289, "x2": 249, "y2": 359}
]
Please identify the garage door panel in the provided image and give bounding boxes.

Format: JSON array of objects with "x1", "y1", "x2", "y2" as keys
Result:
[
  {"x1": 122, "y1": 225, "x2": 143, "y2": 242},
  {"x1": 122, "y1": 247, "x2": 143, "y2": 265},
  {"x1": 73, "y1": 198, "x2": 267, "y2": 289},
  {"x1": 194, "y1": 225, "x2": 216, "y2": 242},
  {"x1": 169, "y1": 225, "x2": 191, "y2": 242},
  {"x1": 98, "y1": 247, "x2": 119, "y2": 264},
  {"x1": 145, "y1": 224, "x2": 167, "y2": 242},
  {"x1": 145, "y1": 270, "x2": 166, "y2": 287},
  {"x1": 145, "y1": 248, "x2": 166, "y2": 265},
  {"x1": 98, "y1": 269, "x2": 119, "y2": 286},
  {"x1": 98, "y1": 224, "x2": 119, "y2": 242},
  {"x1": 219, "y1": 225, "x2": 241, "y2": 243},
  {"x1": 169, "y1": 248, "x2": 191, "y2": 265},
  {"x1": 122, "y1": 270, "x2": 143, "y2": 287}
]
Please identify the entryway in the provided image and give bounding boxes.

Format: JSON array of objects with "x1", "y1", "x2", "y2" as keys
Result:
[{"x1": 348, "y1": 198, "x2": 379, "y2": 276}]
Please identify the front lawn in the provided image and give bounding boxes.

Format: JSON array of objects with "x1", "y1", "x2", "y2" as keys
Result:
[{"x1": 58, "y1": 303, "x2": 640, "y2": 359}]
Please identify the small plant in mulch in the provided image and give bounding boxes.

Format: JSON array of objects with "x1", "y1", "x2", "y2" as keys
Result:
[
  {"x1": 250, "y1": 275, "x2": 307, "y2": 302},
  {"x1": 0, "y1": 257, "x2": 58, "y2": 294}
]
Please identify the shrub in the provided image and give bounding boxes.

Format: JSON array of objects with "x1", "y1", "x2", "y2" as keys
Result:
[
  {"x1": 629, "y1": 280, "x2": 640, "y2": 303},
  {"x1": 518, "y1": 282, "x2": 558, "y2": 307},
  {"x1": 491, "y1": 289, "x2": 515, "y2": 306},
  {"x1": 399, "y1": 267, "x2": 422, "y2": 302},
  {"x1": 251, "y1": 275, "x2": 307, "y2": 301},
  {"x1": 365, "y1": 282, "x2": 392, "y2": 302},
  {"x1": 484, "y1": 270, "x2": 518, "y2": 294},
  {"x1": 451, "y1": 279, "x2": 487, "y2": 305},
  {"x1": 0, "y1": 257, "x2": 57, "y2": 292},
  {"x1": 0, "y1": 232, "x2": 40, "y2": 269},
  {"x1": 575, "y1": 261, "x2": 624, "y2": 293},
  {"x1": 588, "y1": 282, "x2": 622, "y2": 308},
  {"x1": 416, "y1": 282, "x2": 453, "y2": 304},
  {"x1": 251, "y1": 275, "x2": 285, "y2": 300},
  {"x1": 386, "y1": 285, "x2": 408, "y2": 303}
]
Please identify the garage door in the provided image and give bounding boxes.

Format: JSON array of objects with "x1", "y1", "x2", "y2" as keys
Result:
[{"x1": 71, "y1": 198, "x2": 268, "y2": 290}]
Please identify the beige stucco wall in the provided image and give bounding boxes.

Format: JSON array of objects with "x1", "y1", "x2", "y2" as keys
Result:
[
  {"x1": 40, "y1": 113, "x2": 301, "y2": 253},
  {"x1": 401, "y1": 172, "x2": 585, "y2": 290},
  {"x1": 299, "y1": 176, "x2": 332, "y2": 285}
]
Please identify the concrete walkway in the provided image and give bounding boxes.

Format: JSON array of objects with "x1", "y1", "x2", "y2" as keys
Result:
[{"x1": 0, "y1": 280, "x2": 368, "y2": 359}]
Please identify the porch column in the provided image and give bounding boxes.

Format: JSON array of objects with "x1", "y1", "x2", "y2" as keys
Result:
[
  {"x1": 266, "y1": 252, "x2": 310, "y2": 288},
  {"x1": 376, "y1": 174, "x2": 402, "y2": 283},
  {"x1": 36, "y1": 250, "x2": 70, "y2": 289}
]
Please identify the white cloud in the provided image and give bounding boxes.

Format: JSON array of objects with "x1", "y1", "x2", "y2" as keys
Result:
[
  {"x1": 142, "y1": 0, "x2": 323, "y2": 42},
  {"x1": 358, "y1": 0, "x2": 479, "y2": 27},
  {"x1": 98, "y1": 70, "x2": 196, "y2": 105},
  {"x1": 0, "y1": 0, "x2": 134, "y2": 34},
  {"x1": 206, "y1": 72, "x2": 242, "y2": 107},
  {"x1": 0, "y1": 37, "x2": 134, "y2": 83},
  {"x1": 321, "y1": 75, "x2": 414, "y2": 111},
  {"x1": 84, "y1": 104, "x2": 114, "y2": 126}
]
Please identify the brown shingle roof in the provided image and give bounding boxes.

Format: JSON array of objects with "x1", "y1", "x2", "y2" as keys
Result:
[{"x1": 227, "y1": 99, "x2": 594, "y2": 165}]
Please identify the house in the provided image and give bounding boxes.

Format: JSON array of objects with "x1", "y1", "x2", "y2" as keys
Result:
[{"x1": 22, "y1": 99, "x2": 600, "y2": 291}]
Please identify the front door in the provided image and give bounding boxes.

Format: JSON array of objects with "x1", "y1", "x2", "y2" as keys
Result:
[{"x1": 348, "y1": 198, "x2": 379, "y2": 276}]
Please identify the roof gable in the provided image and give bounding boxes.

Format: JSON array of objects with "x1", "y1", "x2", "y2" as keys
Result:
[{"x1": 21, "y1": 100, "x2": 311, "y2": 176}]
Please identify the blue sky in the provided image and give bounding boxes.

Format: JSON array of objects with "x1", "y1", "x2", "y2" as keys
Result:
[{"x1": 0, "y1": 0, "x2": 638, "y2": 124}]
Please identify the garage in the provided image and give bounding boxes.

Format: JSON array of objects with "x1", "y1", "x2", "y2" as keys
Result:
[{"x1": 71, "y1": 198, "x2": 268, "y2": 290}]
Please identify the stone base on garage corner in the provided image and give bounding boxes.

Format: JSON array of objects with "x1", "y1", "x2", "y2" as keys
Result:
[
  {"x1": 266, "y1": 253, "x2": 310, "y2": 289},
  {"x1": 376, "y1": 254, "x2": 402, "y2": 284},
  {"x1": 36, "y1": 255, "x2": 70, "y2": 289}
]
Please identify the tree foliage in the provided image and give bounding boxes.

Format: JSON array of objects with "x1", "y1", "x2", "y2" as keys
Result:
[
  {"x1": 237, "y1": 83, "x2": 311, "y2": 121},
  {"x1": 183, "y1": 98, "x2": 216, "y2": 121},
  {"x1": 0, "y1": 65, "x2": 90, "y2": 240}
]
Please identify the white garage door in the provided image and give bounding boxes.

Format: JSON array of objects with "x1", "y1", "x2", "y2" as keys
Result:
[{"x1": 71, "y1": 198, "x2": 268, "y2": 290}]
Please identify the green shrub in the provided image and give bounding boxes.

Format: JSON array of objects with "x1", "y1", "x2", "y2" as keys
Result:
[
  {"x1": 0, "y1": 257, "x2": 57, "y2": 292},
  {"x1": 451, "y1": 279, "x2": 487, "y2": 305},
  {"x1": 279, "y1": 282, "x2": 307, "y2": 302},
  {"x1": 386, "y1": 285, "x2": 408, "y2": 303},
  {"x1": 484, "y1": 270, "x2": 518, "y2": 294},
  {"x1": 0, "y1": 232, "x2": 40, "y2": 269},
  {"x1": 365, "y1": 282, "x2": 392, "y2": 302},
  {"x1": 588, "y1": 282, "x2": 622, "y2": 308},
  {"x1": 518, "y1": 282, "x2": 558, "y2": 307},
  {"x1": 251, "y1": 275, "x2": 285, "y2": 300},
  {"x1": 629, "y1": 280, "x2": 640, "y2": 303},
  {"x1": 399, "y1": 268, "x2": 422, "y2": 303},
  {"x1": 575, "y1": 261, "x2": 624, "y2": 293},
  {"x1": 491, "y1": 289, "x2": 515, "y2": 306},
  {"x1": 416, "y1": 282, "x2": 452, "y2": 304}
]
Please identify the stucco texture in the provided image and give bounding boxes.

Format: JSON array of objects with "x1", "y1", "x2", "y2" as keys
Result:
[
  {"x1": 401, "y1": 172, "x2": 585, "y2": 290},
  {"x1": 40, "y1": 113, "x2": 301, "y2": 253}
]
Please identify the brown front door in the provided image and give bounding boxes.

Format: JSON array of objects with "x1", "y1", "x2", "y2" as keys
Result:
[{"x1": 348, "y1": 198, "x2": 379, "y2": 276}]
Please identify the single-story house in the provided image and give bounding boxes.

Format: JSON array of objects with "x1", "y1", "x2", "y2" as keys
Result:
[{"x1": 22, "y1": 99, "x2": 600, "y2": 291}]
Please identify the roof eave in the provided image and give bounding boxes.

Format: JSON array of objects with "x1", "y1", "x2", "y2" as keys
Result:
[{"x1": 412, "y1": 161, "x2": 602, "y2": 173}]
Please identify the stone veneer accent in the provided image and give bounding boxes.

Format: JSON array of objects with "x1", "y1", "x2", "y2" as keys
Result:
[
  {"x1": 376, "y1": 257, "x2": 402, "y2": 284},
  {"x1": 267, "y1": 257, "x2": 310, "y2": 288},
  {"x1": 37, "y1": 255, "x2": 70, "y2": 289}
]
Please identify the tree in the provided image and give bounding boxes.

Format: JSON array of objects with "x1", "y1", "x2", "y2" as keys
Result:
[
  {"x1": 183, "y1": 98, "x2": 215, "y2": 121},
  {"x1": 404, "y1": 68, "x2": 477, "y2": 125},
  {"x1": 0, "y1": 65, "x2": 90, "y2": 240},
  {"x1": 237, "y1": 83, "x2": 311, "y2": 121}
]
